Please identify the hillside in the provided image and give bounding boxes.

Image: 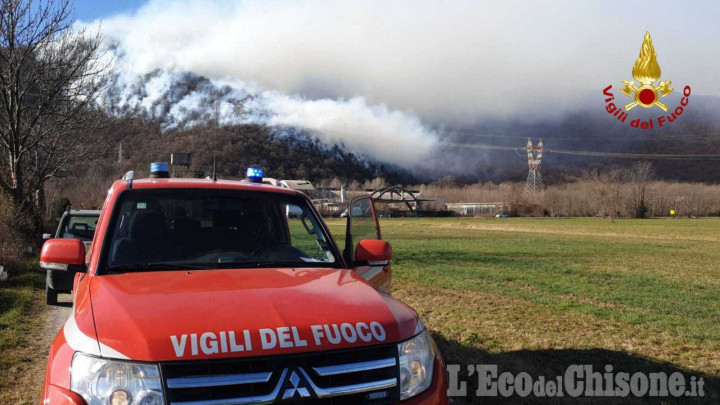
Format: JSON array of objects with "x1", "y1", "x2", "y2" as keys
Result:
[
  {"x1": 106, "y1": 119, "x2": 413, "y2": 182},
  {"x1": 93, "y1": 69, "x2": 720, "y2": 184},
  {"x1": 431, "y1": 95, "x2": 720, "y2": 183}
]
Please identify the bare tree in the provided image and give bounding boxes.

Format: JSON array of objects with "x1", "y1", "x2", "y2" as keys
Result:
[
  {"x1": 0, "y1": 0, "x2": 109, "y2": 229},
  {"x1": 628, "y1": 161, "x2": 655, "y2": 218},
  {"x1": 595, "y1": 169, "x2": 627, "y2": 223},
  {"x1": 363, "y1": 177, "x2": 388, "y2": 190}
]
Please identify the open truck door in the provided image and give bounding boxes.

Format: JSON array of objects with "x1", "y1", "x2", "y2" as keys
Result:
[{"x1": 344, "y1": 195, "x2": 393, "y2": 294}]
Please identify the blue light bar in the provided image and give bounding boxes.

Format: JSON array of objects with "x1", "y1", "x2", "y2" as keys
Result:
[
  {"x1": 246, "y1": 167, "x2": 263, "y2": 183},
  {"x1": 150, "y1": 162, "x2": 170, "y2": 178}
]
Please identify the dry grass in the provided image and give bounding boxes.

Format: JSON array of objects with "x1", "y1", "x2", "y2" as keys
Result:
[
  {"x1": 395, "y1": 282, "x2": 719, "y2": 403},
  {"x1": 328, "y1": 217, "x2": 720, "y2": 403},
  {"x1": 0, "y1": 270, "x2": 47, "y2": 404}
]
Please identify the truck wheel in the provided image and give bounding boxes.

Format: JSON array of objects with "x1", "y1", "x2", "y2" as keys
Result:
[{"x1": 46, "y1": 284, "x2": 58, "y2": 306}]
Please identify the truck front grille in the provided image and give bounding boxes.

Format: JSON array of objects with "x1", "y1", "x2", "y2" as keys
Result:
[{"x1": 159, "y1": 344, "x2": 400, "y2": 404}]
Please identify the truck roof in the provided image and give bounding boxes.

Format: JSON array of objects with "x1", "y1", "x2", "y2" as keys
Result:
[
  {"x1": 69, "y1": 209, "x2": 101, "y2": 215},
  {"x1": 111, "y1": 177, "x2": 300, "y2": 195},
  {"x1": 281, "y1": 179, "x2": 315, "y2": 190}
]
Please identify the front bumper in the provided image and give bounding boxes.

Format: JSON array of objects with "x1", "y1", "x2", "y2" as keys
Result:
[
  {"x1": 41, "y1": 352, "x2": 449, "y2": 405},
  {"x1": 42, "y1": 384, "x2": 86, "y2": 404}
]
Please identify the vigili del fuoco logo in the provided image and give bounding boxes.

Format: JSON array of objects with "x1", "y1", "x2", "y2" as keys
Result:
[{"x1": 603, "y1": 32, "x2": 691, "y2": 130}]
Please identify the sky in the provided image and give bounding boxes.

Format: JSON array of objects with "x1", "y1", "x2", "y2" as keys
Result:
[
  {"x1": 73, "y1": 0, "x2": 146, "y2": 21},
  {"x1": 76, "y1": 0, "x2": 720, "y2": 166}
]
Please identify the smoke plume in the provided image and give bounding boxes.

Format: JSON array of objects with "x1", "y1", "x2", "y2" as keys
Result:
[{"x1": 86, "y1": 0, "x2": 720, "y2": 168}]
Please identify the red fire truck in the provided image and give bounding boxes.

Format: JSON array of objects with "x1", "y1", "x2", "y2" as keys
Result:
[{"x1": 40, "y1": 164, "x2": 448, "y2": 404}]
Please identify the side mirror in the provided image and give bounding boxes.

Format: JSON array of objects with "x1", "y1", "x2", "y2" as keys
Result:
[
  {"x1": 354, "y1": 239, "x2": 392, "y2": 266},
  {"x1": 42, "y1": 233, "x2": 53, "y2": 240},
  {"x1": 40, "y1": 239, "x2": 86, "y2": 272}
]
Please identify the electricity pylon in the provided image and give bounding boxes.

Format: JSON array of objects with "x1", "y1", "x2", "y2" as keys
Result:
[{"x1": 524, "y1": 138, "x2": 544, "y2": 193}]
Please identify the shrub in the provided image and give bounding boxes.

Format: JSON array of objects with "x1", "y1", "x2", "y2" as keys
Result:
[{"x1": 0, "y1": 196, "x2": 32, "y2": 276}]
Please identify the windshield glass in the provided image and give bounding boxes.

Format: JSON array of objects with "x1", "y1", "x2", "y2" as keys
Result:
[
  {"x1": 100, "y1": 189, "x2": 338, "y2": 272},
  {"x1": 61, "y1": 215, "x2": 98, "y2": 241}
]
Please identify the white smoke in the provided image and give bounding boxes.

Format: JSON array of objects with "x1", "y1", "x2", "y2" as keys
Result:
[
  {"x1": 86, "y1": 0, "x2": 720, "y2": 167},
  {"x1": 103, "y1": 70, "x2": 438, "y2": 167},
  {"x1": 264, "y1": 94, "x2": 438, "y2": 166}
]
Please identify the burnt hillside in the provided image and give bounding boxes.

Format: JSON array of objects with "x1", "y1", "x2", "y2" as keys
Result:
[{"x1": 91, "y1": 118, "x2": 414, "y2": 184}]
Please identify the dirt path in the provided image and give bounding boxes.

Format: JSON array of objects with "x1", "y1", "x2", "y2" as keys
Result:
[{"x1": 13, "y1": 294, "x2": 71, "y2": 404}]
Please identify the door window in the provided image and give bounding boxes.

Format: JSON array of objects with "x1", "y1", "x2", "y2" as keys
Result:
[
  {"x1": 284, "y1": 203, "x2": 335, "y2": 262},
  {"x1": 343, "y1": 196, "x2": 380, "y2": 263}
]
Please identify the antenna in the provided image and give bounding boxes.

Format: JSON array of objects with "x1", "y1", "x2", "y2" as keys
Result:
[
  {"x1": 524, "y1": 138, "x2": 544, "y2": 193},
  {"x1": 212, "y1": 97, "x2": 220, "y2": 181}
]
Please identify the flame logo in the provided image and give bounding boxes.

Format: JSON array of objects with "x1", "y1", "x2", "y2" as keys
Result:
[
  {"x1": 632, "y1": 32, "x2": 661, "y2": 85},
  {"x1": 621, "y1": 31, "x2": 673, "y2": 111}
]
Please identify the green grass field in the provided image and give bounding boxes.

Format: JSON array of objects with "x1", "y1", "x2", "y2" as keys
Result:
[
  {"x1": 327, "y1": 217, "x2": 720, "y2": 402},
  {"x1": 0, "y1": 266, "x2": 45, "y2": 401}
]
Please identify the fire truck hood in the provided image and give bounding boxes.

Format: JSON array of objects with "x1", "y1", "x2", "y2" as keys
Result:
[{"x1": 86, "y1": 268, "x2": 420, "y2": 362}]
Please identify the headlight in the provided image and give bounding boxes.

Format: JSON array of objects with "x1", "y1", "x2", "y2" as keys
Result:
[
  {"x1": 398, "y1": 330, "x2": 435, "y2": 400},
  {"x1": 71, "y1": 353, "x2": 164, "y2": 405}
]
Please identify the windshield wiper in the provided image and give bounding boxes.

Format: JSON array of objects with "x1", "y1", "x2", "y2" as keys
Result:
[{"x1": 104, "y1": 263, "x2": 208, "y2": 273}]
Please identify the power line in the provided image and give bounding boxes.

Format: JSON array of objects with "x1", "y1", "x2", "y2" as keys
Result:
[
  {"x1": 443, "y1": 131, "x2": 720, "y2": 142},
  {"x1": 439, "y1": 142, "x2": 720, "y2": 160}
]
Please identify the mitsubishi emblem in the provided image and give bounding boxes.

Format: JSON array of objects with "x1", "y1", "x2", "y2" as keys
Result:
[{"x1": 282, "y1": 370, "x2": 312, "y2": 399}]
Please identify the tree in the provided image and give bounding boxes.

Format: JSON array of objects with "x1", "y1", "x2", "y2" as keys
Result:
[
  {"x1": 363, "y1": 177, "x2": 388, "y2": 190},
  {"x1": 0, "y1": 0, "x2": 109, "y2": 229},
  {"x1": 595, "y1": 169, "x2": 627, "y2": 223},
  {"x1": 629, "y1": 161, "x2": 655, "y2": 218}
]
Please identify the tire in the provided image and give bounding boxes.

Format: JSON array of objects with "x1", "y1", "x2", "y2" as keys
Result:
[{"x1": 46, "y1": 284, "x2": 58, "y2": 306}]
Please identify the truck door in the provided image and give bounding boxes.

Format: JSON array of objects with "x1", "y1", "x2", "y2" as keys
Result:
[{"x1": 344, "y1": 196, "x2": 392, "y2": 293}]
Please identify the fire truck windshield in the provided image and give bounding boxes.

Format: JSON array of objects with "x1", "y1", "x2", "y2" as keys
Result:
[{"x1": 99, "y1": 189, "x2": 339, "y2": 273}]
